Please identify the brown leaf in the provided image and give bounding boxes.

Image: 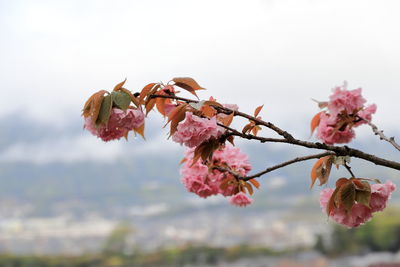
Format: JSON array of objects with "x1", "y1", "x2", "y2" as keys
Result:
[
  {"x1": 254, "y1": 105, "x2": 264, "y2": 117},
  {"x1": 145, "y1": 98, "x2": 156, "y2": 114},
  {"x1": 139, "y1": 83, "x2": 159, "y2": 104},
  {"x1": 248, "y1": 179, "x2": 260, "y2": 189},
  {"x1": 168, "y1": 104, "x2": 188, "y2": 137},
  {"x1": 221, "y1": 112, "x2": 234, "y2": 127},
  {"x1": 327, "y1": 186, "x2": 341, "y2": 215},
  {"x1": 310, "y1": 157, "x2": 329, "y2": 188},
  {"x1": 82, "y1": 90, "x2": 108, "y2": 120},
  {"x1": 227, "y1": 135, "x2": 235, "y2": 146},
  {"x1": 242, "y1": 123, "x2": 254, "y2": 135},
  {"x1": 156, "y1": 98, "x2": 167, "y2": 116},
  {"x1": 201, "y1": 104, "x2": 216, "y2": 118},
  {"x1": 134, "y1": 122, "x2": 145, "y2": 139},
  {"x1": 336, "y1": 178, "x2": 349, "y2": 188},
  {"x1": 338, "y1": 182, "x2": 356, "y2": 213},
  {"x1": 96, "y1": 94, "x2": 113, "y2": 126},
  {"x1": 244, "y1": 182, "x2": 254, "y2": 195},
  {"x1": 173, "y1": 77, "x2": 205, "y2": 98},
  {"x1": 113, "y1": 79, "x2": 127, "y2": 91},
  {"x1": 310, "y1": 112, "x2": 322, "y2": 134}
]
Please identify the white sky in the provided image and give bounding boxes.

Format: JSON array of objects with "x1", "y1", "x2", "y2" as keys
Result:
[{"x1": 1, "y1": 0, "x2": 399, "y2": 136}]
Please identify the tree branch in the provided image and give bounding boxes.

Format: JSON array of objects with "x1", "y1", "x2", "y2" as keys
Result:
[
  {"x1": 358, "y1": 116, "x2": 400, "y2": 152},
  {"x1": 149, "y1": 94, "x2": 400, "y2": 171},
  {"x1": 243, "y1": 152, "x2": 336, "y2": 181}
]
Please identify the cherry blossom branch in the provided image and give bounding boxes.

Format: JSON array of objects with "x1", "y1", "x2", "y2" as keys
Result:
[
  {"x1": 357, "y1": 116, "x2": 400, "y2": 152},
  {"x1": 149, "y1": 94, "x2": 400, "y2": 171},
  {"x1": 243, "y1": 152, "x2": 336, "y2": 181}
]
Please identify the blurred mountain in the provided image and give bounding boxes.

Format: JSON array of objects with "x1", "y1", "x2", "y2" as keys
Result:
[{"x1": 0, "y1": 113, "x2": 398, "y2": 218}]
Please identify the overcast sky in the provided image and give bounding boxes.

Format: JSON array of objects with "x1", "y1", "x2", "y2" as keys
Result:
[{"x1": 1, "y1": 0, "x2": 399, "y2": 137}]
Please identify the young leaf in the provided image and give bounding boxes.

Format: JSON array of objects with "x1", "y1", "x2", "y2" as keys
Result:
[
  {"x1": 327, "y1": 186, "x2": 341, "y2": 215},
  {"x1": 310, "y1": 112, "x2": 322, "y2": 134},
  {"x1": 120, "y1": 88, "x2": 140, "y2": 107},
  {"x1": 168, "y1": 104, "x2": 188, "y2": 137},
  {"x1": 113, "y1": 79, "x2": 127, "y2": 91},
  {"x1": 254, "y1": 105, "x2": 264, "y2": 117},
  {"x1": 145, "y1": 98, "x2": 156, "y2": 114},
  {"x1": 355, "y1": 189, "x2": 371, "y2": 208},
  {"x1": 139, "y1": 83, "x2": 159, "y2": 104},
  {"x1": 96, "y1": 94, "x2": 113, "y2": 126},
  {"x1": 338, "y1": 182, "x2": 356, "y2": 213},
  {"x1": 248, "y1": 179, "x2": 260, "y2": 189},
  {"x1": 173, "y1": 77, "x2": 205, "y2": 98},
  {"x1": 244, "y1": 182, "x2": 254, "y2": 195},
  {"x1": 156, "y1": 97, "x2": 167, "y2": 116},
  {"x1": 221, "y1": 112, "x2": 234, "y2": 127},
  {"x1": 111, "y1": 91, "x2": 131, "y2": 110},
  {"x1": 82, "y1": 90, "x2": 108, "y2": 120},
  {"x1": 310, "y1": 156, "x2": 333, "y2": 188},
  {"x1": 133, "y1": 122, "x2": 145, "y2": 139}
]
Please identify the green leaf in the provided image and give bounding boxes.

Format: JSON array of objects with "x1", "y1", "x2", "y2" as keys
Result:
[
  {"x1": 96, "y1": 94, "x2": 113, "y2": 126},
  {"x1": 111, "y1": 91, "x2": 131, "y2": 110}
]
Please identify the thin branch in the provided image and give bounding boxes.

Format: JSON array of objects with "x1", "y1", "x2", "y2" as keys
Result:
[
  {"x1": 243, "y1": 152, "x2": 336, "y2": 181},
  {"x1": 344, "y1": 163, "x2": 356, "y2": 178},
  {"x1": 149, "y1": 94, "x2": 400, "y2": 171},
  {"x1": 358, "y1": 116, "x2": 400, "y2": 152}
]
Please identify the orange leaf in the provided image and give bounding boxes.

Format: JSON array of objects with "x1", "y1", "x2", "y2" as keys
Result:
[
  {"x1": 254, "y1": 105, "x2": 264, "y2": 117},
  {"x1": 83, "y1": 90, "x2": 108, "y2": 122},
  {"x1": 145, "y1": 98, "x2": 156, "y2": 114},
  {"x1": 201, "y1": 105, "x2": 217, "y2": 118},
  {"x1": 310, "y1": 112, "x2": 322, "y2": 134},
  {"x1": 244, "y1": 182, "x2": 254, "y2": 195},
  {"x1": 156, "y1": 98, "x2": 167, "y2": 116},
  {"x1": 134, "y1": 122, "x2": 145, "y2": 139},
  {"x1": 310, "y1": 158, "x2": 324, "y2": 188},
  {"x1": 113, "y1": 78, "x2": 127, "y2": 91},
  {"x1": 248, "y1": 179, "x2": 260, "y2": 189},
  {"x1": 173, "y1": 77, "x2": 205, "y2": 98},
  {"x1": 139, "y1": 83, "x2": 159, "y2": 104},
  {"x1": 169, "y1": 106, "x2": 188, "y2": 137},
  {"x1": 221, "y1": 112, "x2": 234, "y2": 127},
  {"x1": 242, "y1": 123, "x2": 254, "y2": 134}
]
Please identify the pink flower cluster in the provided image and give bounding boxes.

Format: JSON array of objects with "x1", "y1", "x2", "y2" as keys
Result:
[
  {"x1": 317, "y1": 83, "x2": 377, "y2": 144},
  {"x1": 172, "y1": 112, "x2": 221, "y2": 148},
  {"x1": 84, "y1": 108, "x2": 145, "y2": 142},
  {"x1": 180, "y1": 144, "x2": 253, "y2": 206},
  {"x1": 319, "y1": 181, "x2": 396, "y2": 228}
]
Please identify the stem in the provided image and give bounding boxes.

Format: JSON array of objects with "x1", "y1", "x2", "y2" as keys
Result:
[
  {"x1": 344, "y1": 163, "x2": 356, "y2": 178},
  {"x1": 243, "y1": 152, "x2": 336, "y2": 181},
  {"x1": 149, "y1": 94, "x2": 400, "y2": 172},
  {"x1": 358, "y1": 116, "x2": 400, "y2": 152}
]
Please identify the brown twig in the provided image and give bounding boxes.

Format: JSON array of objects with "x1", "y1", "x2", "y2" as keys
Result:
[
  {"x1": 243, "y1": 152, "x2": 336, "y2": 181},
  {"x1": 149, "y1": 94, "x2": 400, "y2": 172},
  {"x1": 357, "y1": 116, "x2": 400, "y2": 152}
]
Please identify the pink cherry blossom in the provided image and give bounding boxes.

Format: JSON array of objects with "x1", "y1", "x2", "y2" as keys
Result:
[
  {"x1": 370, "y1": 180, "x2": 396, "y2": 212},
  {"x1": 180, "y1": 144, "x2": 252, "y2": 199},
  {"x1": 84, "y1": 108, "x2": 145, "y2": 142},
  {"x1": 316, "y1": 113, "x2": 355, "y2": 145},
  {"x1": 328, "y1": 84, "x2": 366, "y2": 116},
  {"x1": 320, "y1": 188, "x2": 373, "y2": 228},
  {"x1": 229, "y1": 192, "x2": 253, "y2": 207},
  {"x1": 355, "y1": 104, "x2": 377, "y2": 127},
  {"x1": 172, "y1": 112, "x2": 220, "y2": 148}
]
